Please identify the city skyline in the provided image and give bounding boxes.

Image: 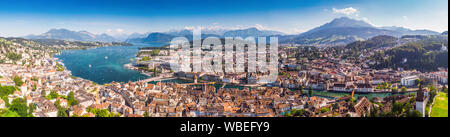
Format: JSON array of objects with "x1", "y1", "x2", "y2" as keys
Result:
[
  {"x1": 0, "y1": 0, "x2": 448, "y2": 119},
  {"x1": 0, "y1": 0, "x2": 448, "y2": 37}
]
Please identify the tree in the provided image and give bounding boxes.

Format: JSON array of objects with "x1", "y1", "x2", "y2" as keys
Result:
[
  {"x1": 56, "y1": 63, "x2": 65, "y2": 71},
  {"x1": 28, "y1": 103, "x2": 36, "y2": 115},
  {"x1": 88, "y1": 108, "x2": 113, "y2": 117},
  {"x1": 32, "y1": 84, "x2": 36, "y2": 91},
  {"x1": 320, "y1": 107, "x2": 330, "y2": 113},
  {"x1": 391, "y1": 102, "x2": 404, "y2": 117},
  {"x1": 291, "y1": 109, "x2": 306, "y2": 117},
  {"x1": 391, "y1": 86, "x2": 398, "y2": 93},
  {"x1": 54, "y1": 100, "x2": 61, "y2": 108},
  {"x1": 67, "y1": 91, "x2": 78, "y2": 106},
  {"x1": 13, "y1": 76, "x2": 24, "y2": 87},
  {"x1": 140, "y1": 56, "x2": 151, "y2": 61},
  {"x1": 415, "y1": 79, "x2": 422, "y2": 86},
  {"x1": 1, "y1": 96, "x2": 10, "y2": 107},
  {"x1": 401, "y1": 86, "x2": 407, "y2": 92},
  {"x1": 391, "y1": 85, "x2": 398, "y2": 104},
  {"x1": 41, "y1": 90, "x2": 46, "y2": 97},
  {"x1": 369, "y1": 105, "x2": 379, "y2": 117},
  {"x1": 9, "y1": 98, "x2": 28, "y2": 117},
  {"x1": 7, "y1": 52, "x2": 22, "y2": 61},
  {"x1": 428, "y1": 85, "x2": 437, "y2": 93},
  {"x1": 111, "y1": 112, "x2": 121, "y2": 117},
  {"x1": 95, "y1": 109, "x2": 110, "y2": 117},
  {"x1": 283, "y1": 111, "x2": 291, "y2": 117},
  {"x1": 47, "y1": 90, "x2": 59, "y2": 100},
  {"x1": 57, "y1": 108, "x2": 68, "y2": 117},
  {"x1": 144, "y1": 111, "x2": 150, "y2": 117},
  {"x1": 0, "y1": 85, "x2": 15, "y2": 98},
  {"x1": 407, "y1": 110, "x2": 423, "y2": 117},
  {"x1": 308, "y1": 86, "x2": 313, "y2": 97}
]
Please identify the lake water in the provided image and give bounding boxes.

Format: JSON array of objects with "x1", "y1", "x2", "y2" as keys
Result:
[{"x1": 55, "y1": 42, "x2": 166, "y2": 84}]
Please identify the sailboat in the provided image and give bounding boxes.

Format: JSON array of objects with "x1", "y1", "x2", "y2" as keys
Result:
[
  {"x1": 105, "y1": 56, "x2": 108, "y2": 59},
  {"x1": 89, "y1": 64, "x2": 92, "y2": 68}
]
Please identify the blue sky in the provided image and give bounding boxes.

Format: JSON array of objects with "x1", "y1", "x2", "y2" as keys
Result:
[{"x1": 0, "y1": 0, "x2": 447, "y2": 37}]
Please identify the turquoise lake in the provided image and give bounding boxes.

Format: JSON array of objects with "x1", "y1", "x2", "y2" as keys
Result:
[{"x1": 55, "y1": 43, "x2": 166, "y2": 84}]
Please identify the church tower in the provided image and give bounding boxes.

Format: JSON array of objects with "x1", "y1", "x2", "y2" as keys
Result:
[{"x1": 415, "y1": 85, "x2": 426, "y2": 117}]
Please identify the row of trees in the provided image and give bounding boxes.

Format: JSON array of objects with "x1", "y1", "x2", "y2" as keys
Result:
[
  {"x1": 298, "y1": 86, "x2": 314, "y2": 97},
  {"x1": 283, "y1": 109, "x2": 306, "y2": 117},
  {"x1": 86, "y1": 108, "x2": 121, "y2": 117}
]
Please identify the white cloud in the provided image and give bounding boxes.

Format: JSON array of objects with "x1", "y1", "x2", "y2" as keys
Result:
[
  {"x1": 106, "y1": 28, "x2": 126, "y2": 36},
  {"x1": 115, "y1": 28, "x2": 124, "y2": 33},
  {"x1": 360, "y1": 17, "x2": 377, "y2": 26},
  {"x1": 184, "y1": 24, "x2": 275, "y2": 31},
  {"x1": 254, "y1": 24, "x2": 266, "y2": 30},
  {"x1": 284, "y1": 28, "x2": 307, "y2": 35},
  {"x1": 184, "y1": 26, "x2": 203, "y2": 30},
  {"x1": 333, "y1": 7, "x2": 359, "y2": 16},
  {"x1": 331, "y1": 7, "x2": 378, "y2": 27},
  {"x1": 402, "y1": 16, "x2": 409, "y2": 21}
]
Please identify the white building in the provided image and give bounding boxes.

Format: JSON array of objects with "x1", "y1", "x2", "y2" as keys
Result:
[
  {"x1": 401, "y1": 75, "x2": 419, "y2": 87},
  {"x1": 431, "y1": 71, "x2": 448, "y2": 84},
  {"x1": 356, "y1": 83, "x2": 373, "y2": 93},
  {"x1": 332, "y1": 84, "x2": 347, "y2": 92}
]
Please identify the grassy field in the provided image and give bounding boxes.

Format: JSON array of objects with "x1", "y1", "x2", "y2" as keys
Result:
[
  {"x1": 431, "y1": 92, "x2": 448, "y2": 117},
  {"x1": 0, "y1": 109, "x2": 20, "y2": 117}
]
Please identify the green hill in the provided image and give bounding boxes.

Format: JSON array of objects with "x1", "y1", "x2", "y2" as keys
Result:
[{"x1": 372, "y1": 35, "x2": 448, "y2": 72}]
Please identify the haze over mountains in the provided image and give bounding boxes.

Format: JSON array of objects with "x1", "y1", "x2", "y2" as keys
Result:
[
  {"x1": 24, "y1": 29, "x2": 117, "y2": 42},
  {"x1": 124, "y1": 27, "x2": 284, "y2": 43},
  {"x1": 22, "y1": 17, "x2": 444, "y2": 46}
]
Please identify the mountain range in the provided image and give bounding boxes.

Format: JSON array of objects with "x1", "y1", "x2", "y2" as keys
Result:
[
  {"x1": 24, "y1": 29, "x2": 117, "y2": 42},
  {"x1": 278, "y1": 17, "x2": 440, "y2": 46},
  {"x1": 126, "y1": 17, "x2": 442, "y2": 45},
  {"x1": 124, "y1": 27, "x2": 283, "y2": 43},
  {"x1": 22, "y1": 17, "x2": 443, "y2": 46}
]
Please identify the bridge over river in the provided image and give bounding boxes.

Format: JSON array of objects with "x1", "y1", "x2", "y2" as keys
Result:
[{"x1": 139, "y1": 76, "x2": 177, "y2": 83}]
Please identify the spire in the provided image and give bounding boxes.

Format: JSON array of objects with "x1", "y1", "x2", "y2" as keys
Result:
[{"x1": 416, "y1": 84, "x2": 424, "y2": 102}]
